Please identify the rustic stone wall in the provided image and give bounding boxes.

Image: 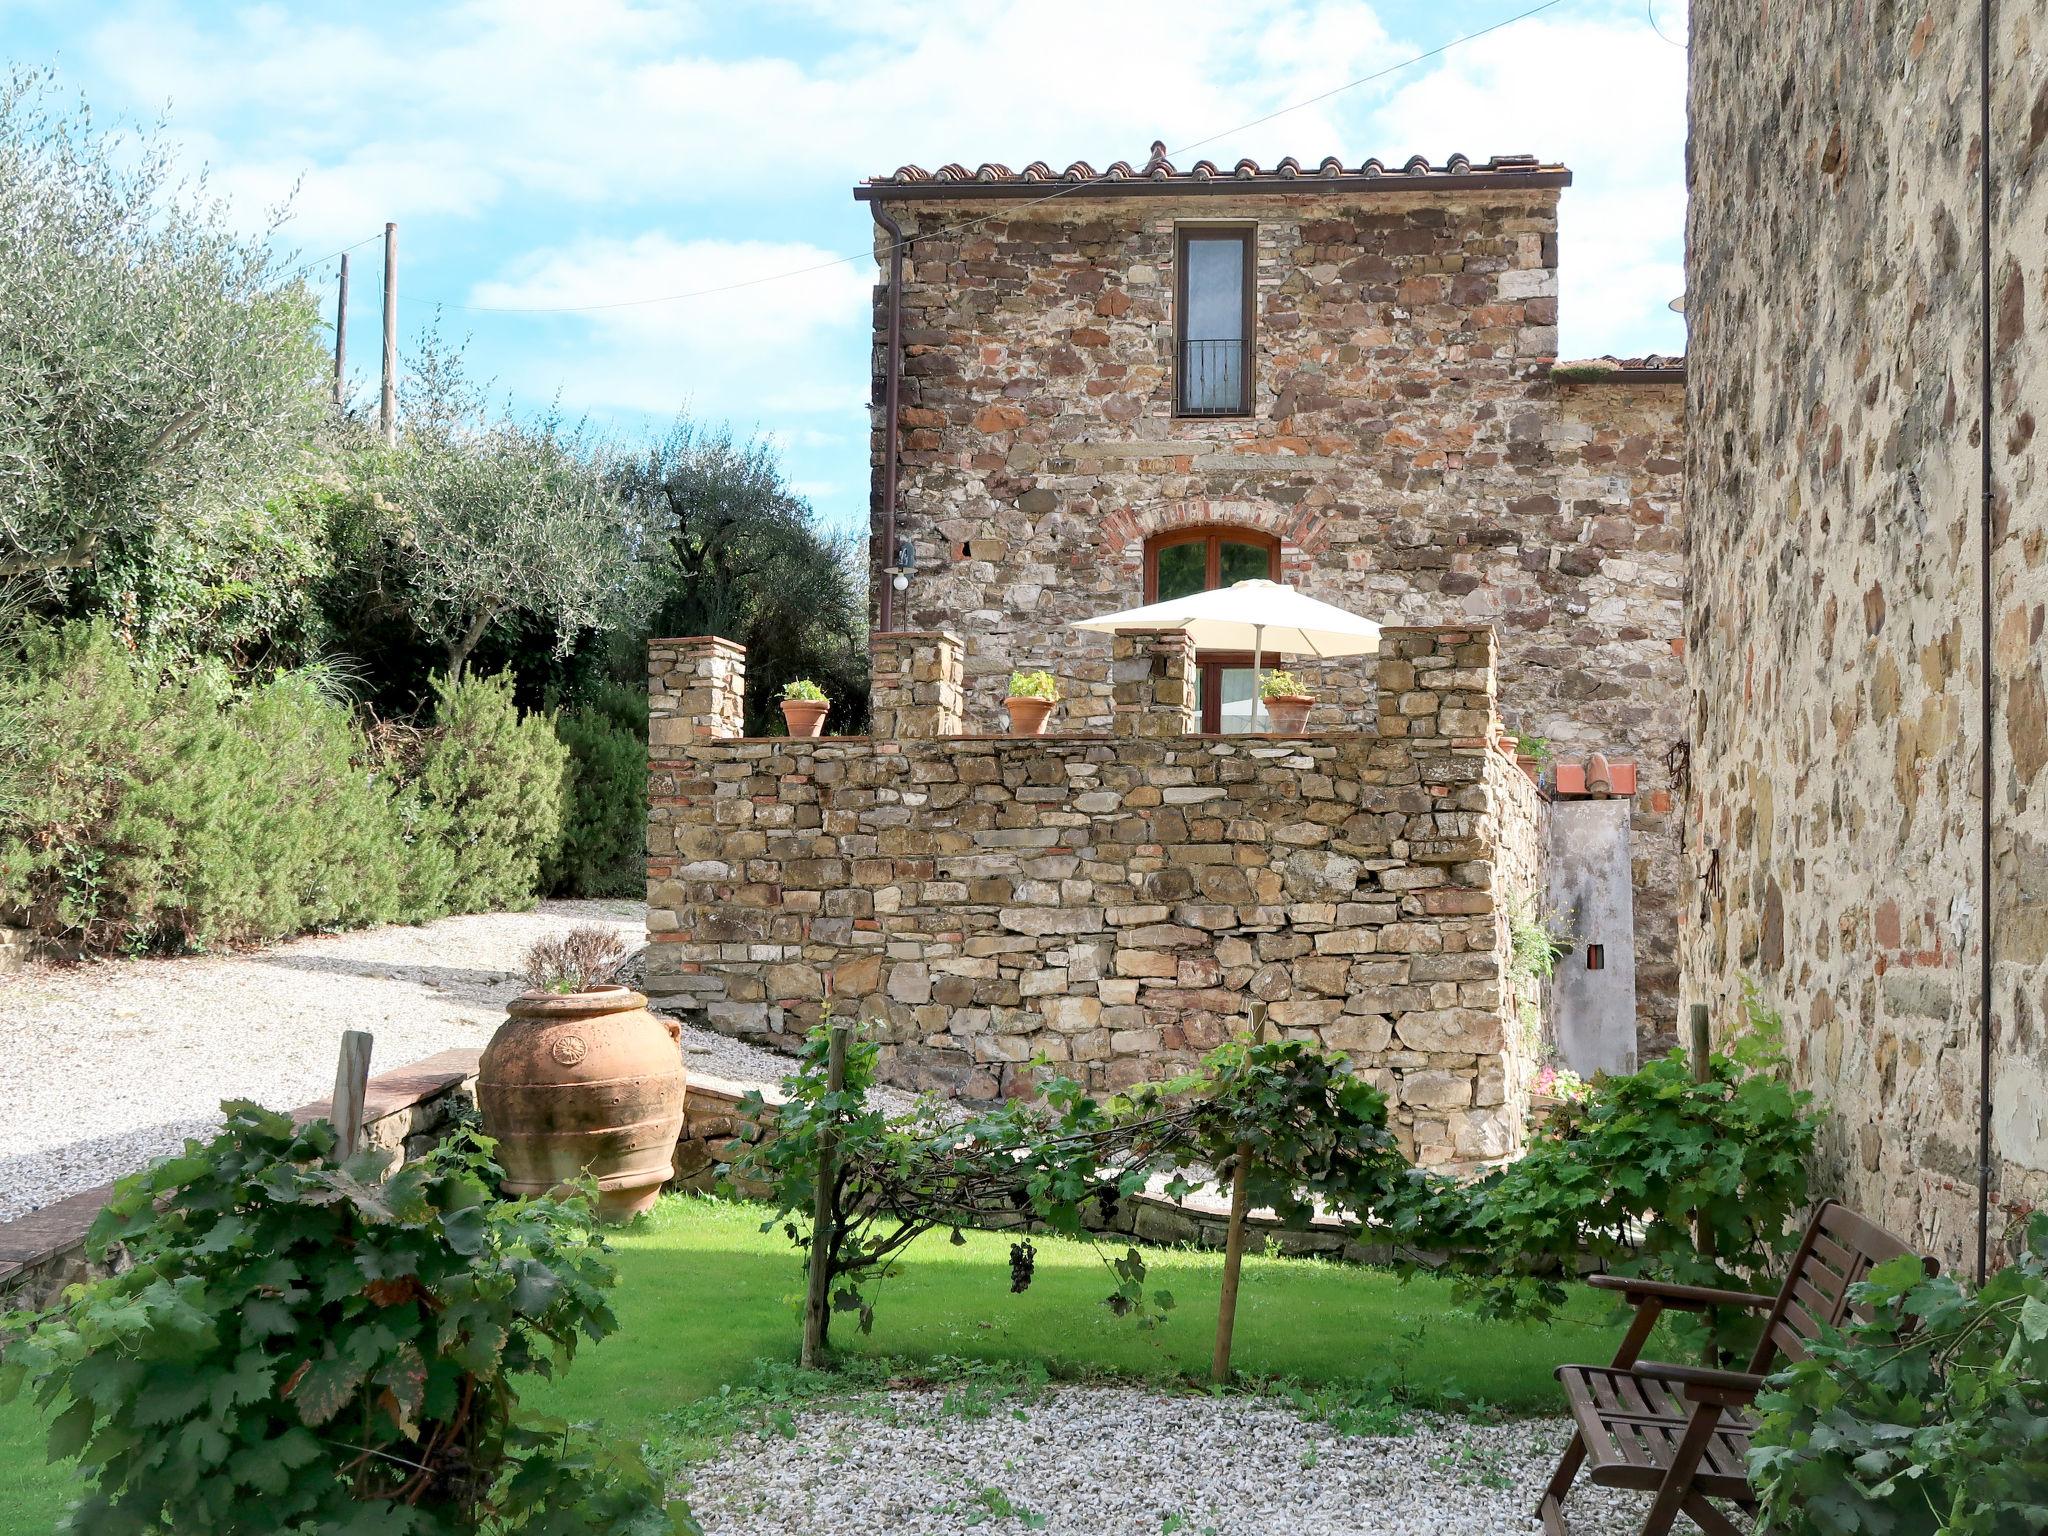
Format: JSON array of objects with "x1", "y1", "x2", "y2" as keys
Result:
[
  {"x1": 645, "y1": 628, "x2": 1543, "y2": 1165},
  {"x1": 1684, "y1": 0, "x2": 2047, "y2": 1267},
  {"x1": 864, "y1": 184, "x2": 1684, "y2": 1049}
]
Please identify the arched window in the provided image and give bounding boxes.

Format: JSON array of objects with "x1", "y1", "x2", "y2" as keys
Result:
[{"x1": 1142, "y1": 526, "x2": 1280, "y2": 732}]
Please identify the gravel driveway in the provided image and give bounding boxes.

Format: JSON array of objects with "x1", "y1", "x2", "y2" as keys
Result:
[
  {"x1": 0, "y1": 901, "x2": 805, "y2": 1221},
  {"x1": 687, "y1": 1387, "x2": 1666, "y2": 1536}
]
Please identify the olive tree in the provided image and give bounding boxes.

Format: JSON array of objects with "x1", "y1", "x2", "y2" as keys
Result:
[
  {"x1": 0, "y1": 69, "x2": 326, "y2": 583},
  {"x1": 355, "y1": 335, "x2": 645, "y2": 679},
  {"x1": 619, "y1": 421, "x2": 869, "y2": 733}
]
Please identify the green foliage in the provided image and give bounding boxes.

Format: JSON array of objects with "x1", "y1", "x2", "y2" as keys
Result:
[
  {"x1": 0, "y1": 624, "x2": 573, "y2": 953},
  {"x1": 550, "y1": 683, "x2": 646, "y2": 899},
  {"x1": 1007, "y1": 670, "x2": 1059, "y2": 701},
  {"x1": 0, "y1": 619, "x2": 408, "y2": 950},
  {"x1": 1506, "y1": 894, "x2": 1570, "y2": 1050},
  {"x1": 402, "y1": 671, "x2": 569, "y2": 917},
  {"x1": 1748, "y1": 1214, "x2": 2048, "y2": 1536},
  {"x1": 351, "y1": 337, "x2": 647, "y2": 680},
  {"x1": 1510, "y1": 731, "x2": 1552, "y2": 763},
  {"x1": 1258, "y1": 670, "x2": 1306, "y2": 700},
  {"x1": 779, "y1": 678, "x2": 827, "y2": 703},
  {"x1": 0, "y1": 1106, "x2": 689, "y2": 1535},
  {"x1": 1391, "y1": 1029, "x2": 1819, "y2": 1343},
  {"x1": 0, "y1": 68, "x2": 327, "y2": 586},
  {"x1": 622, "y1": 421, "x2": 868, "y2": 735},
  {"x1": 734, "y1": 1024, "x2": 1408, "y2": 1355}
]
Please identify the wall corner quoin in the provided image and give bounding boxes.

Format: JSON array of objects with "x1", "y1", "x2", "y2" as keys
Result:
[
  {"x1": 870, "y1": 630, "x2": 965, "y2": 738},
  {"x1": 649, "y1": 636, "x2": 747, "y2": 748}
]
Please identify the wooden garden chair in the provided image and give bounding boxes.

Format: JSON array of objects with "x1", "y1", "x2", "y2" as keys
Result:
[{"x1": 1536, "y1": 1199, "x2": 1937, "y2": 1536}]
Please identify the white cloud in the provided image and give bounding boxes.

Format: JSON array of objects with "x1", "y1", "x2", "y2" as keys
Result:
[{"x1": 466, "y1": 234, "x2": 873, "y2": 420}]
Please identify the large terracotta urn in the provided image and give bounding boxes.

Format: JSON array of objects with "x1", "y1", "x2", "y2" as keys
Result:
[{"x1": 478, "y1": 985, "x2": 686, "y2": 1221}]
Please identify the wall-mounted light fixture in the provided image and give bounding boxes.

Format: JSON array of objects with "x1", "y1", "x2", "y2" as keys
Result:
[{"x1": 889, "y1": 537, "x2": 916, "y2": 594}]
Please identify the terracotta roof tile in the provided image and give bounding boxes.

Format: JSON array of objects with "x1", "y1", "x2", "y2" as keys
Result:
[
  {"x1": 856, "y1": 142, "x2": 1569, "y2": 201},
  {"x1": 1550, "y1": 354, "x2": 1686, "y2": 382}
]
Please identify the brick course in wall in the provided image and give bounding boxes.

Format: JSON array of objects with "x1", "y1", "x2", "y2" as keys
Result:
[
  {"x1": 860, "y1": 177, "x2": 1684, "y2": 1051},
  {"x1": 646, "y1": 628, "x2": 1543, "y2": 1166},
  {"x1": 1684, "y1": 0, "x2": 2047, "y2": 1268}
]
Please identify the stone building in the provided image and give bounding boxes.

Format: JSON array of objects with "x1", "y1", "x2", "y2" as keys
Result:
[
  {"x1": 853, "y1": 147, "x2": 1687, "y2": 1051},
  {"x1": 1684, "y1": 0, "x2": 2046, "y2": 1269}
]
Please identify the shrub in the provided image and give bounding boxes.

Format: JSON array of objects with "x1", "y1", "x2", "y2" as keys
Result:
[
  {"x1": 780, "y1": 678, "x2": 827, "y2": 702},
  {"x1": 550, "y1": 684, "x2": 646, "y2": 899},
  {"x1": 1749, "y1": 1213, "x2": 2048, "y2": 1535},
  {"x1": 0, "y1": 619, "x2": 407, "y2": 950},
  {"x1": 1007, "y1": 670, "x2": 1058, "y2": 701},
  {"x1": 1258, "y1": 669, "x2": 1305, "y2": 699},
  {"x1": 402, "y1": 671, "x2": 569, "y2": 917},
  {"x1": 0, "y1": 1105, "x2": 689, "y2": 1535},
  {"x1": 523, "y1": 925, "x2": 630, "y2": 993},
  {"x1": 1391, "y1": 1017, "x2": 1819, "y2": 1344}
]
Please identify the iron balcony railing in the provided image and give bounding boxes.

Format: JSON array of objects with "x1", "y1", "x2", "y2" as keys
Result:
[{"x1": 1178, "y1": 338, "x2": 1249, "y2": 415}]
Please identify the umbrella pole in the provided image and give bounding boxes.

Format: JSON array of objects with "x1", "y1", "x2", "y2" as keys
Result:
[{"x1": 1250, "y1": 624, "x2": 1264, "y2": 731}]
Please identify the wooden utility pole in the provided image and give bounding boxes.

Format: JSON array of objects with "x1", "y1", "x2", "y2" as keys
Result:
[
  {"x1": 379, "y1": 222, "x2": 398, "y2": 445},
  {"x1": 331, "y1": 1029, "x2": 374, "y2": 1160},
  {"x1": 332, "y1": 253, "x2": 349, "y2": 408},
  {"x1": 800, "y1": 1022, "x2": 851, "y2": 1369},
  {"x1": 1212, "y1": 1002, "x2": 1269, "y2": 1385}
]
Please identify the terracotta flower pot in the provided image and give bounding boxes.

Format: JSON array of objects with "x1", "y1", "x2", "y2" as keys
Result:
[
  {"x1": 1516, "y1": 753, "x2": 1542, "y2": 783},
  {"x1": 1004, "y1": 696, "x2": 1056, "y2": 735},
  {"x1": 1261, "y1": 694, "x2": 1314, "y2": 733},
  {"x1": 478, "y1": 985, "x2": 686, "y2": 1221},
  {"x1": 781, "y1": 699, "x2": 829, "y2": 737}
]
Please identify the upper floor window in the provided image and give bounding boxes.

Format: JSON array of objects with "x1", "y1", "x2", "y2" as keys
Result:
[{"x1": 1175, "y1": 227, "x2": 1253, "y2": 417}]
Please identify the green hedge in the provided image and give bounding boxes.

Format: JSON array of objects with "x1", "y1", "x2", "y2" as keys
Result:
[
  {"x1": 549, "y1": 680, "x2": 646, "y2": 900},
  {"x1": 0, "y1": 621, "x2": 569, "y2": 953}
]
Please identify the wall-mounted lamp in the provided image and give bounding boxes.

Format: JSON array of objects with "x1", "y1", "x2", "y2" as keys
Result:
[{"x1": 889, "y1": 536, "x2": 916, "y2": 594}]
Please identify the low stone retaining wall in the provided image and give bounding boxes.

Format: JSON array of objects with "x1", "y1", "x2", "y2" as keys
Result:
[
  {"x1": 0, "y1": 1051, "x2": 480, "y2": 1314},
  {"x1": 647, "y1": 625, "x2": 1544, "y2": 1166}
]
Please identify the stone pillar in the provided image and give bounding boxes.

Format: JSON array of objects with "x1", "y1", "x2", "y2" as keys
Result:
[
  {"x1": 869, "y1": 631, "x2": 963, "y2": 738},
  {"x1": 1110, "y1": 627, "x2": 1198, "y2": 738},
  {"x1": 1375, "y1": 627, "x2": 1500, "y2": 745},
  {"x1": 648, "y1": 636, "x2": 746, "y2": 750}
]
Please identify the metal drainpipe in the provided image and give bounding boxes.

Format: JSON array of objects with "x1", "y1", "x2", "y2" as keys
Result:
[
  {"x1": 1975, "y1": 0, "x2": 1997, "y2": 1285},
  {"x1": 869, "y1": 202, "x2": 907, "y2": 634}
]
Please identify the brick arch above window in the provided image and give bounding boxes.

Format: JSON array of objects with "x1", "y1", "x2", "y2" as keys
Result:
[{"x1": 1096, "y1": 498, "x2": 1334, "y2": 563}]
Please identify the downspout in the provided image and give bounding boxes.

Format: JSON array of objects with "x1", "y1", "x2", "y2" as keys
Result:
[
  {"x1": 869, "y1": 202, "x2": 907, "y2": 634},
  {"x1": 1975, "y1": 0, "x2": 1997, "y2": 1285}
]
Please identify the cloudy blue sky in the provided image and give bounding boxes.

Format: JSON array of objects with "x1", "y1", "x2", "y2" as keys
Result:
[{"x1": 8, "y1": 0, "x2": 1689, "y2": 535}]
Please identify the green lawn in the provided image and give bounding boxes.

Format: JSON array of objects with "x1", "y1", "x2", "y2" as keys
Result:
[{"x1": 0, "y1": 1195, "x2": 1623, "y2": 1534}]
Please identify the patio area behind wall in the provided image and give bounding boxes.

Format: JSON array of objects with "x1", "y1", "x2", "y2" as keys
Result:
[{"x1": 647, "y1": 626, "x2": 1542, "y2": 1165}]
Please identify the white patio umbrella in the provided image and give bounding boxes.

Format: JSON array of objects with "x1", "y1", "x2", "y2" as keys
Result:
[{"x1": 1069, "y1": 578, "x2": 1382, "y2": 728}]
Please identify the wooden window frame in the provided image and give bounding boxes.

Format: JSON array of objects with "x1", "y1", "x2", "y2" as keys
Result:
[
  {"x1": 1142, "y1": 525, "x2": 1279, "y2": 602},
  {"x1": 1141, "y1": 526, "x2": 1280, "y2": 732},
  {"x1": 1173, "y1": 224, "x2": 1256, "y2": 418}
]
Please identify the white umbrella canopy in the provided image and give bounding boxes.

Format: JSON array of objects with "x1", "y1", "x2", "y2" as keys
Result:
[{"x1": 1069, "y1": 578, "x2": 1381, "y2": 727}]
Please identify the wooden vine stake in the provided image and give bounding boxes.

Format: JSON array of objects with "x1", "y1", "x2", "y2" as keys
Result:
[
  {"x1": 800, "y1": 1019, "x2": 851, "y2": 1370},
  {"x1": 330, "y1": 1029, "x2": 374, "y2": 1161},
  {"x1": 1211, "y1": 1002, "x2": 1268, "y2": 1385},
  {"x1": 1687, "y1": 1001, "x2": 1720, "y2": 1365}
]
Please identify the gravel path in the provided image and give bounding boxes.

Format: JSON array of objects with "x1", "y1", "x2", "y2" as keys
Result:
[
  {"x1": 0, "y1": 901, "x2": 811, "y2": 1221},
  {"x1": 686, "y1": 1387, "x2": 1670, "y2": 1536}
]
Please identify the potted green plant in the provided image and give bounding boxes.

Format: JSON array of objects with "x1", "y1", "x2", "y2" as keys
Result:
[
  {"x1": 1004, "y1": 669, "x2": 1060, "y2": 735},
  {"x1": 780, "y1": 678, "x2": 830, "y2": 737},
  {"x1": 1258, "y1": 670, "x2": 1313, "y2": 733},
  {"x1": 1513, "y1": 731, "x2": 1552, "y2": 783}
]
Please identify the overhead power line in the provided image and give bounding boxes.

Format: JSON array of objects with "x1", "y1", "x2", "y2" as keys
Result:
[{"x1": 428, "y1": 0, "x2": 1565, "y2": 317}]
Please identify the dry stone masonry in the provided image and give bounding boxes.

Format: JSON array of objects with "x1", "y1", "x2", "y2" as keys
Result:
[
  {"x1": 1684, "y1": 0, "x2": 2047, "y2": 1266},
  {"x1": 646, "y1": 627, "x2": 1543, "y2": 1165},
  {"x1": 859, "y1": 158, "x2": 1685, "y2": 1050}
]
